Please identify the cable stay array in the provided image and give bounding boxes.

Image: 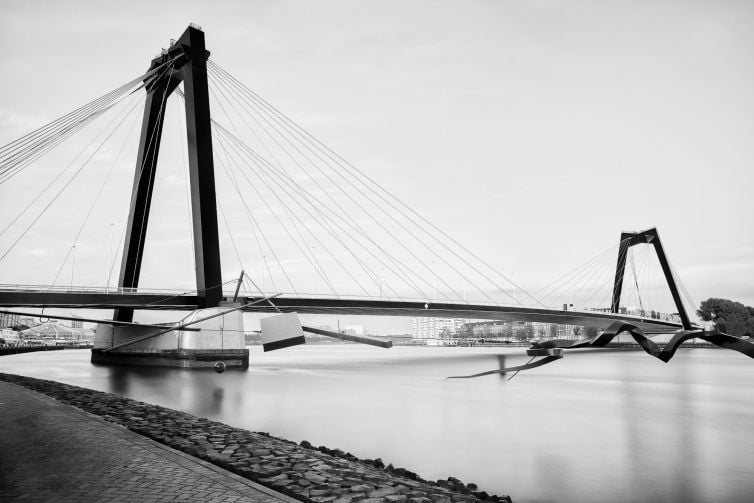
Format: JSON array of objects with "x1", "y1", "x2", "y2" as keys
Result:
[
  {"x1": 0, "y1": 59, "x2": 178, "y2": 185},
  {"x1": 0, "y1": 56, "x2": 209, "y2": 294},
  {"x1": 531, "y1": 240, "x2": 625, "y2": 311},
  {"x1": 201, "y1": 60, "x2": 543, "y2": 307}
]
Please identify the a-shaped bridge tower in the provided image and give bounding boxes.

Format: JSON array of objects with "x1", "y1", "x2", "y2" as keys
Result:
[
  {"x1": 611, "y1": 227, "x2": 692, "y2": 330},
  {"x1": 116, "y1": 25, "x2": 222, "y2": 323}
]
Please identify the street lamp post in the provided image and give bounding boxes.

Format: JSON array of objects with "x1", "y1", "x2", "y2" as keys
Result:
[
  {"x1": 511, "y1": 272, "x2": 517, "y2": 305},
  {"x1": 107, "y1": 223, "x2": 114, "y2": 291},
  {"x1": 70, "y1": 244, "x2": 77, "y2": 290}
]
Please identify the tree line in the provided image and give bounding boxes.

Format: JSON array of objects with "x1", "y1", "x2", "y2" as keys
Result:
[{"x1": 697, "y1": 298, "x2": 754, "y2": 337}]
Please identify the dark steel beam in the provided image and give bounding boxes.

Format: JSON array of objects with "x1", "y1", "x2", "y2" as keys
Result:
[
  {"x1": 115, "y1": 80, "x2": 173, "y2": 322},
  {"x1": 302, "y1": 325, "x2": 392, "y2": 348},
  {"x1": 610, "y1": 232, "x2": 633, "y2": 314},
  {"x1": 647, "y1": 230, "x2": 693, "y2": 330},
  {"x1": 0, "y1": 291, "x2": 198, "y2": 310},
  {"x1": 176, "y1": 26, "x2": 223, "y2": 308}
]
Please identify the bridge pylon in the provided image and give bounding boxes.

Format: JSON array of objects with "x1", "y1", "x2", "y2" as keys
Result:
[
  {"x1": 610, "y1": 227, "x2": 692, "y2": 330},
  {"x1": 115, "y1": 25, "x2": 221, "y2": 322}
]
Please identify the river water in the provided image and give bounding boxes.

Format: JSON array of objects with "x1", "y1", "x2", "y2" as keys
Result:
[{"x1": 2, "y1": 345, "x2": 753, "y2": 503}]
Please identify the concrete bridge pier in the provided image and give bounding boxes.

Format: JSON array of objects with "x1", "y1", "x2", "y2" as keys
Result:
[{"x1": 91, "y1": 303, "x2": 249, "y2": 369}]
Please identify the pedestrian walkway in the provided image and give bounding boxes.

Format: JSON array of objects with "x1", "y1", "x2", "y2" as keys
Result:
[{"x1": 0, "y1": 381, "x2": 295, "y2": 502}]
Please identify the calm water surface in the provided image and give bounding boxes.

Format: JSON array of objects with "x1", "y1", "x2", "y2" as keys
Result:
[{"x1": 3, "y1": 345, "x2": 754, "y2": 503}]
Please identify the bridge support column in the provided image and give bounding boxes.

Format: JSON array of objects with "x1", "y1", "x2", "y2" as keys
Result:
[
  {"x1": 114, "y1": 25, "x2": 222, "y2": 322},
  {"x1": 179, "y1": 27, "x2": 223, "y2": 310}
]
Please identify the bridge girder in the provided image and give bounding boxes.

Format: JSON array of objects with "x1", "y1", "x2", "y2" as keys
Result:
[{"x1": 0, "y1": 291, "x2": 683, "y2": 333}]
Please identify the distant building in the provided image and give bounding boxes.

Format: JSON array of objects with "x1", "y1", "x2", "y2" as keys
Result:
[
  {"x1": 344, "y1": 325, "x2": 364, "y2": 336},
  {"x1": 0, "y1": 313, "x2": 36, "y2": 330},
  {"x1": 461, "y1": 320, "x2": 583, "y2": 341},
  {"x1": 378, "y1": 334, "x2": 413, "y2": 345},
  {"x1": 0, "y1": 329, "x2": 21, "y2": 344},
  {"x1": 0, "y1": 312, "x2": 19, "y2": 329},
  {"x1": 411, "y1": 317, "x2": 466, "y2": 343},
  {"x1": 589, "y1": 306, "x2": 682, "y2": 324},
  {"x1": 20, "y1": 321, "x2": 94, "y2": 343},
  {"x1": 244, "y1": 330, "x2": 262, "y2": 345}
]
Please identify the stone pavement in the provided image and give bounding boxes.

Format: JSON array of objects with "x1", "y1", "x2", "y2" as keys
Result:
[{"x1": 0, "y1": 382, "x2": 296, "y2": 502}]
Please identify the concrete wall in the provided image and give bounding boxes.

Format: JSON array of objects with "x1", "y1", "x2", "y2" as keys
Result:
[
  {"x1": 93, "y1": 304, "x2": 245, "y2": 353},
  {"x1": 178, "y1": 306, "x2": 245, "y2": 351},
  {"x1": 93, "y1": 324, "x2": 179, "y2": 353}
]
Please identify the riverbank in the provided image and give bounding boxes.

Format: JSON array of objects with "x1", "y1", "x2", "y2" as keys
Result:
[
  {"x1": 0, "y1": 344, "x2": 92, "y2": 356},
  {"x1": 0, "y1": 372, "x2": 512, "y2": 503},
  {"x1": 0, "y1": 380, "x2": 295, "y2": 502}
]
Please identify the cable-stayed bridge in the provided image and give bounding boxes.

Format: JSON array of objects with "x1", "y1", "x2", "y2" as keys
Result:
[{"x1": 2, "y1": 25, "x2": 752, "y2": 370}]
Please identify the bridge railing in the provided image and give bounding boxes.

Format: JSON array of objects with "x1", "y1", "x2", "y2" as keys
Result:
[
  {"x1": 0, "y1": 284, "x2": 194, "y2": 296},
  {"x1": 241, "y1": 291, "x2": 669, "y2": 319},
  {"x1": 0, "y1": 284, "x2": 487, "y2": 305}
]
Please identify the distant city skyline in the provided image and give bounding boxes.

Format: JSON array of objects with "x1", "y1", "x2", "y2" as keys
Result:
[{"x1": 1, "y1": 1, "x2": 752, "y2": 333}]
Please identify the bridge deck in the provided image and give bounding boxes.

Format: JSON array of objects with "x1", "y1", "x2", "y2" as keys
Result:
[{"x1": 0, "y1": 288, "x2": 683, "y2": 332}]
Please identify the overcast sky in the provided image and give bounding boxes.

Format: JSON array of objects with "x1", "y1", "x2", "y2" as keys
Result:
[{"x1": 1, "y1": 0, "x2": 752, "y2": 331}]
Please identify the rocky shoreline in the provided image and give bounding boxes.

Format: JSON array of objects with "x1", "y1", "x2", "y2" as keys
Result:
[{"x1": 0, "y1": 373, "x2": 512, "y2": 503}]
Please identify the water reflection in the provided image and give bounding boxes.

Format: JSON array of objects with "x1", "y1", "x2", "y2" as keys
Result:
[
  {"x1": 107, "y1": 366, "x2": 131, "y2": 395},
  {"x1": 2, "y1": 347, "x2": 754, "y2": 502},
  {"x1": 98, "y1": 364, "x2": 243, "y2": 418},
  {"x1": 616, "y1": 354, "x2": 699, "y2": 501}
]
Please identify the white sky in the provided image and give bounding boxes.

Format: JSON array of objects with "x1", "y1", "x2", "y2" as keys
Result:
[{"x1": 0, "y1": 0, "x2": 752, "y2": 332}]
